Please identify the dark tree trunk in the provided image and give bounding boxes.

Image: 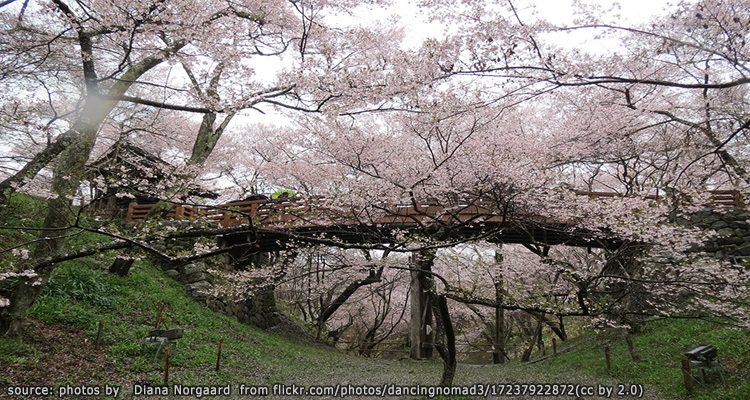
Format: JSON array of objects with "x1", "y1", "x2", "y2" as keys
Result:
[
  {"x1": 316, "y1": 267, "x2": 383, "y2": 338},
  {"x1": 521, "y1": 315, "x2": 543, "y2": 362},
  {"x1": 433, "y1": 294, "x2": 456, "y2": 386},
  {"x1": 411, "y1": 249, "x2": 455, "y2": 386},
  {"x1": 0, "y1": 47, "x2": 181, "y2": 336}
]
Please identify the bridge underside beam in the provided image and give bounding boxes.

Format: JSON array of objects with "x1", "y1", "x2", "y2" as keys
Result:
[{"x1": 220, "y1": 221, "x2": 624, "y2": 254}]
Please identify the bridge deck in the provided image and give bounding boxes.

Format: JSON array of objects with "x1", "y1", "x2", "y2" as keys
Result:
[
  {"x1": 124, "y1": 190, "x2": 744, "y2": 227},
  {"x1": 119, "y1": 190, "x2": 744, "y2": 251}
]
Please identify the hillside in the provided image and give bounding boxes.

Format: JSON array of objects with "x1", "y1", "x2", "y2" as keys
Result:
[
  {"x1": 0, "y1": 196, "x2": 748, "y2": 399},
  {"x1": 0, "y1": 256, "x2": 748, "y2": 399}
]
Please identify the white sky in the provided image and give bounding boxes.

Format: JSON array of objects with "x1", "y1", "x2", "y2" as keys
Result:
[{"x1": 240, "y1": 0, "x2": 683, "y2": 128}]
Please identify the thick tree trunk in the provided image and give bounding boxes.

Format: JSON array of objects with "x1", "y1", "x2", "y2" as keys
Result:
[
  {"x1": 409, "y1": 270, "x2": 422, "y2": 359},
  {"x1": 184, "y1": 61, "x2": 234, "y2": 168},
  {"x1": 1, "y1": 97, "x2": 104, "y2": 335},
  {"x1": 188, "y1": 112, "x2": 235, "y2": 166},
  {"x1": 0, "y1": 51, "x2": 175, "y2": 336},
  {"x1": 432, "y1": 294, "x2": 456, "y2": 386},
  {"x1": 410, "y1": 249, "x2": 455, "y2": 386}
]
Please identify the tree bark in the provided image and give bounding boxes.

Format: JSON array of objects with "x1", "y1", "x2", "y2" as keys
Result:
[
  {"x1": 0, "y1": 48, "x2": 179, "y2": 336},
  {"x1": 410, "y1": 249, "x2": 455, "y2": 386},
  {"x1": 433, "y1": 294, "x2": 456, "y2": 386},
  {"x1": 521, "y1": 314, "x2": 543, "y2": 362},
  {"x1": 316, "y1": 267, "x2": 383, "y2": 338}
]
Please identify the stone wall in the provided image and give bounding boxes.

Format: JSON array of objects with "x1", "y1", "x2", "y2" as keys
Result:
[
  {"x1": 688, "y1": 209, "x2": 750, "y2": 260},
  {"x1": 159, "y1": 258, "x2": 281, "y2": 329}
]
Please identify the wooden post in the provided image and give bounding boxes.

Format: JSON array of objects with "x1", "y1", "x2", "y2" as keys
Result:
[
  {"x1": 250, "y1": 203, "x2": 259, "y2": 222},
  {"x1": 493, "y1": 248, "x2": 506, "y2": 364},
  {"x1": 155, "y1": 304, "x2": 164, "y2": 330},
  {"x1": 215, "y1": 338, "x2": 224, "y2": 371},
  {"x1": 604, "y1": 345, "x2": 612, "y2": 374},
  {"x1": 125, "y1": 203, "x2": 134, "y2": 222},
  {"x1": 409, "y1": 264, "x2": 423, "y2": 360},
  {"x1": 681, "y1": 358, "x2": 694, "y2": 393},
  {"x1": 95, "y1": 320, "x2": 103, "y2": 349},
  {"x1": 552, "y1": 338, "x2": 557, "y2": 356},
  {"x1": 409, "y1": 250, "x2": 435, "y2": 360},
  {"x1": 163, "y1": 345, "x2": 171, "y2": 385},
  {"x1": 625, "y1": 334, "x2": 641, "y2": 361}
]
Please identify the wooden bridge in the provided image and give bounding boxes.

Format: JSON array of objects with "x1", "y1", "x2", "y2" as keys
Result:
[
  {"x1": 125, "y1": 190, "x2": 743, "y2": 225},
  {"x1": 123, "y1": 190, "x2": 744, "y2": 251}
]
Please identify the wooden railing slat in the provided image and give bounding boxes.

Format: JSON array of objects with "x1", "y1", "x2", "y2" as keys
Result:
[{"x1": 123, "y1": 190, "x2": 745, "y2": 225}]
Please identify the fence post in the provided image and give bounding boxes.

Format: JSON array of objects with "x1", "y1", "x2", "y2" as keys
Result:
[
  {"x1": 604, "y1": 346, "x2": 612, "y2": 375},
  {"x1": 126, "y1": 203, "x2": 134, "y2": 222},
  {"x1": 155, "y1": 304, "x2": 165, "y2": 330},
  {"x1": 163, "y1": 345, "x2": 171, "y2": 385},
  {"x1": 95, "y1": 319, "x2": 103, "y2": 349},
  {"x1": 216, "y1": 338, "x2": 224, "y2": 371},
  {"x1": 681, "y1": 358, "x2": 694, "y2": 393}
]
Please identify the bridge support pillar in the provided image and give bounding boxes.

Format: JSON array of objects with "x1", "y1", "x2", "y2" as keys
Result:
[
  {"x1": 225, "y1": 249, "x2": 282, "y2": 329},
  {"x1": 493, "y1": 246, "x2": 506, "y2": 364},
  {"x1": 602, "y1": 244, "x2": 645, "y2": 332},
  {"x1": 409, "y1": 249, "x2": 436, "y2": 360}
]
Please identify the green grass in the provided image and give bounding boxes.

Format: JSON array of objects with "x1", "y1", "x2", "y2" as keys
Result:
[
  {"x1": 2, "y1": 193, "x2": 749, "y2": 399},
  {"x1": 540, "y1": 319, "x2": 750, "y2": 400},
  {"x1": 0, "y1": 257, "x2": 748, "y2": 399}
]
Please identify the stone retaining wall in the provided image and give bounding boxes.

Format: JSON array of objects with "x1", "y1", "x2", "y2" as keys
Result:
[
  {"x1": 160, "y1": 259, "x2": 281, "y2": 329},
  {"x1": 688, "y1": 209, "x2": 750, "y2": 260}
]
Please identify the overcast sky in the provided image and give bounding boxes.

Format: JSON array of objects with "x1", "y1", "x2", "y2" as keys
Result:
[{"x1": 241, "y1": 0, "x2": 684, "y2": 129}]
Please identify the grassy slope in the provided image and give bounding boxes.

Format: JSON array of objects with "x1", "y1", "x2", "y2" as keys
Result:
[
  {"x1": 1, "y1": 194, "x2": 748, "y2": 399},
  {"x1": 540, "y1": 319, "x2": 750, "y2": 400},
  {"x1": 1, "y1": 260, "x2": 566, "y2": 398},
  {"x1": 1, "y1": 260, "x2": 747, "y2": 399}
]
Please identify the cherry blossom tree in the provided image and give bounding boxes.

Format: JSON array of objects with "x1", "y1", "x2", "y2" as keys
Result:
[
  {"x1": 0, "y1": 4, "x2": 747, "y2": 384},
  {"x1": 0, "y1": 0, "x2": 418, "y2": 336}
]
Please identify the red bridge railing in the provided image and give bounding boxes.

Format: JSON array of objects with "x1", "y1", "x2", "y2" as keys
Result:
[{"x1": 124, "y1": 190, "x2": 745, "y2": 226}]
